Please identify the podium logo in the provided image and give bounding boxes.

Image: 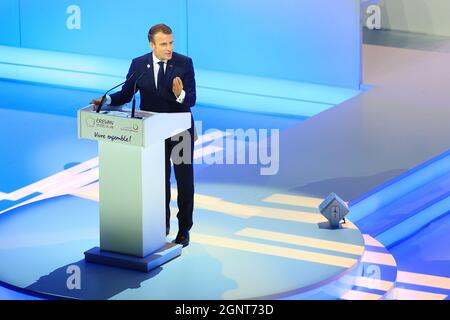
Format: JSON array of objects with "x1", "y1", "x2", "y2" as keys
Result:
[
  {"x1": 120, "y1": 123, "x2": 139, "y2": 132},
  {"x1": 96, "y1": 119, "x2": 114, "y2": 125},
  {"x1": 95, "y1": 118, "x2": 114, "y2": 129},
  {"x1": 85, "y1": 116, "x2": 95, "y2": 128}
]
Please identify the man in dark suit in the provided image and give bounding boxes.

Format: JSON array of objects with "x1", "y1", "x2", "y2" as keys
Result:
[{"x1": 91, "y1": 24, "x2": 196, "y2": 247}]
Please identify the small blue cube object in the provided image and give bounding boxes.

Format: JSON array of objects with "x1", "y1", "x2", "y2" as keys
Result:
[{"x1": 319, "y1": 192, "x2": 349, "y2": 228}]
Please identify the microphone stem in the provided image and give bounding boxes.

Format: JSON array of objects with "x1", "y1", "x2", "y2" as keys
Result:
[{"x1": 96, "y1": 71, "x2": 136, "y2": 113}]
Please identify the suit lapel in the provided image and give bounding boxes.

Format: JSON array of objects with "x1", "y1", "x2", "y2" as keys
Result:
[
  {"x1": 147, "y1": 53, "x2": 157, "y2": 91},
  {"x1": 147, "y1": 53, "x2": 175, "y2": 93},
  {"x1": 164, "y1": 60, "x2": 175, "y2": 91}
]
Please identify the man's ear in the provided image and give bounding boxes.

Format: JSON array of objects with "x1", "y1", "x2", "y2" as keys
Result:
[{"x1": 149, "y1": 42, "x2": 155, "y2": 50}]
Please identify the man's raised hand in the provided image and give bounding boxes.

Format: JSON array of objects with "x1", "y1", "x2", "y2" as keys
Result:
[{"x1": 172, "y1": 77, "x2": 183, "y2": 97}]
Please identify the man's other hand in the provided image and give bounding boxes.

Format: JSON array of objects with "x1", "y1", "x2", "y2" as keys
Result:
[
  {"x1": 172, "y1": 77, "x2": 183, "y2": 98},
  {"x1": 90, "y1": 97, "x2": 104, "y2": 111}
]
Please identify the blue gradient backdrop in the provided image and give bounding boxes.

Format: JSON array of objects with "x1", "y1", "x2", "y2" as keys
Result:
[
  {"x1": 0, "y1": 0, "x2": 361, "y2": 89},
  {"x1": 188, "y1": 0, "x2": 361, "y2": 88}
]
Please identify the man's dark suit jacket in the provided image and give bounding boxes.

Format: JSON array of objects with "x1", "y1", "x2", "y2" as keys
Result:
[
  {"x1": 109, "y1": 52, "x2": 197, "y2": 234},
  {"x1": 110, "y1": 52, "x2": 196, "y2": 113}
]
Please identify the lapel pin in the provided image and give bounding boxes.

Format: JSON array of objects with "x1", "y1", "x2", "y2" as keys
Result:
[{"x1": 147, "y1": 64, "x2": 150, "y2": 69}]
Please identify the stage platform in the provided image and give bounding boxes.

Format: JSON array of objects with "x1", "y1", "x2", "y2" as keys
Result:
[{"x1": 0, "y1": 182, "x2": 369, "y2": 300}]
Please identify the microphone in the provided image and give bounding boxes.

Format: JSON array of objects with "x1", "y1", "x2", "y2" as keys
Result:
[
  {"x1": 96, "y1": 71, "x2": 136, "y2": 113},
  {"x1": 131, "y1": 64, "x2": 151, "y2": 118}
]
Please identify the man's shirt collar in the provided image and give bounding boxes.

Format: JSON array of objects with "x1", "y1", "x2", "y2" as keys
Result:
[{"x1": 152, "y1": 52, "x2": 167, "y2": 64}]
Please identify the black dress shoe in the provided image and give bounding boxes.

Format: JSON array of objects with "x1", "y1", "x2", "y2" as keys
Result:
[{"x1": 174, "y1": 231, "x2": 190, "y2": 247}]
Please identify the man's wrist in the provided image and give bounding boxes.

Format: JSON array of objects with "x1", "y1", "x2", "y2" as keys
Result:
[
  {"x1": 176, "y1": 90, "x2": 186, "y2": 103},
  {"x1": 105, "y1": 95, "x2": 112, "y2": 105}
]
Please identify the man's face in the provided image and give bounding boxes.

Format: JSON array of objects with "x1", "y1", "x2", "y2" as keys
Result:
[{"x1": 150, "y1": 32, "x2": 174, "y2": 61}]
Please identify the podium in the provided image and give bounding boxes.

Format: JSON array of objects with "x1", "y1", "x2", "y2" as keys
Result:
[{"x1": 78, "y1": 105, "x2": 191, "y2": 272}]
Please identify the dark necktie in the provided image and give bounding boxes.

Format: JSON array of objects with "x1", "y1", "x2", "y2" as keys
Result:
[{"x1": 157, "y1": 61, "x2": 165, "y2": 93}]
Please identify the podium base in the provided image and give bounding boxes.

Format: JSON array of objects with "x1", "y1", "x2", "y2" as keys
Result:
[{"x1": 84, "y1": 242, "x2": 182, "y2": 272}]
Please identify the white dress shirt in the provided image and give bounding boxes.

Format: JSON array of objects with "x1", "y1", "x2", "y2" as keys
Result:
[{"x1": 152, "y1": 53, "x2": 186, "y2": 103}]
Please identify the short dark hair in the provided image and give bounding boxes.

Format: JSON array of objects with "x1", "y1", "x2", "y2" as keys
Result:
[{"x1": 148, "y1": 24, "x2": 172, "y2": 43}]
